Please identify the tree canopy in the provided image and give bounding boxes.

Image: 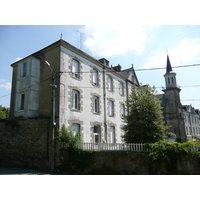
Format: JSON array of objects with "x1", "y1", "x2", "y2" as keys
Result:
[
  {"x1": 122, "y1": 84, "x2": 169, "y2": 143},
  {"x1": 0, "y1": 105, "x2": 9, "y2": 119}
]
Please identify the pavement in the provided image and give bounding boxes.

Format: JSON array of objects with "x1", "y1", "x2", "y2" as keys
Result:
[{"x1": 0, "y1": 167, "x2": 54, "y2": 175}]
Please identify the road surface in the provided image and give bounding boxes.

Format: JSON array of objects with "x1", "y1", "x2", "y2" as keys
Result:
[{"x1": 0, "y1": 167, "x2": 53, "y2": 175}]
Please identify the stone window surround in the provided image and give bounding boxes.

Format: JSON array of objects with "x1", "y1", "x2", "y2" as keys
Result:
[
  {"x1": 119, "y1": 81, "x2": 125, "y2": 96},
  {"x1": 90, "y1": 121, "x2": 103, "y2": 143},
  {"x1": 90, "y1": 93, "x2": 102, "y2": 115},
  {"x1": 107, "y1": 75, "x2": 114, "y2": 92},
  {"x1": 68, "y1": 119, "x2": 84, "y2": 141},
  {"x1": 68, "y1": 86, "x2": 83, "y2": 112},
  {"x1": 68, "y1": 57, "x2": 83, "y2": 81},
  {"x1": 108, "y1": 122, "x2": 117, "y2": 143},
  {"x1": 119, "y1": 102, "x2": 125, "y2": 117},
  {"x1": 90, "y1": 67, "x2": 101, "y2": 87},
  {"x1": 107, "y1": 98, "x2": 115, "y2": 117}
]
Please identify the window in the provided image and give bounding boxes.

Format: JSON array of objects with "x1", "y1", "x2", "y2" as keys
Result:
[
  {"x1": 72, "y1": 123, "x2": 80, "y2": 136},
  {"x1": 109, "y1": 100, "x2": 114, "y2": 116},
  {"x1": 21, "y1": 62, "x2": 27, "y2": 78},
  {"x1": 110, "y1": 126, "x2": 115, "y2": 143},
  {"x1": 94, "y1": 96, "x2": 99, "y2": 114},
  {"x1": 119, "y1": 82, "x2": 124, "y2": 95},
  {"x1": 19, "y1": 93, "x2": 25, "y2": 110},
  {"x1": 121, "y1": 104, "x2": 125, "y2": 116},
  {"x1": 108, "y1": 76, "x2": 113, "y2": 91},
  {"x1": 72, "y1": 90, "x2": 80, "y2": 110},
  {"x1": 92, "y1": 69, "x2": 98, "y2": 85},
  {"x1": 94, "y1": 125, "x2": 100, "y2": 143},
  {"x1": 72, "y1": 60, "x2": 79, "y2": 78},
  {"x1": 168, "y1": 77, "x2": 170, "y2": 84}
]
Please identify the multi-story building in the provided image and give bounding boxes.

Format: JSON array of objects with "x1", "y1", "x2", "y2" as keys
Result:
[
  {"x1": 161, "y1": 55, "x2": 200, "y2": 142},
  {"x1": 182, "y1": 105, "x2": 200, "y2": 140},
  {"x1": 9, "y1": 39, "x2": 139, "y2": 143}
]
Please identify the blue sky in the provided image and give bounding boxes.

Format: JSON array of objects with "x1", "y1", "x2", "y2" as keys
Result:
[{"x1": 1, "y1": 25, "x2": 200, "y2": 109}]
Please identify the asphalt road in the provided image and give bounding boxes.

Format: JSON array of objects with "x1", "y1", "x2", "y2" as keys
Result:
[{"x1": 0, "y1": 167, "x2": 53, "y2": 175}]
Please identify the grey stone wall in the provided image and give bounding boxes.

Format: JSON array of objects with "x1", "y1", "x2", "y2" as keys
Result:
[
  {"x1": 0, "y1": 118, "x2": 50, "y2": 169},
  {"x1": 59, "y1": 150, "x2": 200, "y2": 175}
]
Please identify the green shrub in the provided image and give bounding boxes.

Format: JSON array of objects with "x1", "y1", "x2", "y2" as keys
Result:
[{"x1": 58, "y1": 125, "x2": 81, "y2": 150}]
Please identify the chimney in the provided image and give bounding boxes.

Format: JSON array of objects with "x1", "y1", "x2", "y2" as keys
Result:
[
  {"x1": 98, "y1": 58, "x2": 110, "y2": 67},
  {"x1": 112, "y1": 64, "x2": 121, "y2": 72}
]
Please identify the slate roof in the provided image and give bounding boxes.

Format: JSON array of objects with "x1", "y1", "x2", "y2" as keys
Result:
[{"x1": 166, "y1": 55, "x2": 173, "y2": 73}]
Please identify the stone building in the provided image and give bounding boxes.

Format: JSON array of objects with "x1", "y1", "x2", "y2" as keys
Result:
[
  {"x1": 9, "y1": 39, "x2": 139, "y2": 143},
  {"x1": 161, "y1": 55, "x2": 200, "y2": 142}
]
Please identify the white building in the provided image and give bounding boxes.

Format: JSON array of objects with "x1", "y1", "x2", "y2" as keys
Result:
[{"x1": 9, "y1": 39, "x2": 139, "y2": 143}]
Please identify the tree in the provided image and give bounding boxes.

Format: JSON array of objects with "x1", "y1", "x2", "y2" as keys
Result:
[
  {"x1": 122, "y1": 84, "x2": 169, "y2": 143},
  {"x1": 0, "y1": 105, "x2": 9, "y2": 119}
]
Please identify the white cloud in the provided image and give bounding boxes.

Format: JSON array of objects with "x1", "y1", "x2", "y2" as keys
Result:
[
  {"x1": 143, "y1": 38, "x2": 200, "y2": 69},
  {"x1": 0, "y1": 82, "x2": 11, "y2": 90},
  {"x1": 83, "y1": 25, "x2": 154, "y2": 57}
]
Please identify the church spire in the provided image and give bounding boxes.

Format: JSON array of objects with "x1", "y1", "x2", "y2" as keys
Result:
[{"x1": 166, "y1": 54, "x2": 173, "y2": 73}]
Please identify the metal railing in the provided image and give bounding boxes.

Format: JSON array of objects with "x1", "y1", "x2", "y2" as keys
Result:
[{"x1": 77, "y1": 142, "x2": 200, "y2": 153}]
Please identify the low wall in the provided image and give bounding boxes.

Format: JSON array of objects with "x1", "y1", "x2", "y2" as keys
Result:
[
  {"x1": 58, "y1": 150, "x2": 200, "y2": 175},
  {"x1": 0, "y1": 118, "x2": 50, "y2": 169}
]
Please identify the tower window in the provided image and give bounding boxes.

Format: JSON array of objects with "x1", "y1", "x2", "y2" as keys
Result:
[{"x1": 168, "y1": 77, "x2": 170, "y2": 84}]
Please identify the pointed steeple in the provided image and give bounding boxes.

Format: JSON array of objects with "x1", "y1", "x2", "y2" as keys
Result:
[{"x1": 166, "y1": 54, "x2": 173, "y2": 73}]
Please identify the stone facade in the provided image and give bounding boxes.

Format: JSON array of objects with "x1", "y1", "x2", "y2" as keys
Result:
[
  {"x1": 9, "y1": 39, "x2": 139, "y2": 143},
  {"x1": 161, "y1": 55, "x2": 200, "y2": 141}
]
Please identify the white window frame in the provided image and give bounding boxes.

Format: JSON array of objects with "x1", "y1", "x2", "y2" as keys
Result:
[
  {"x1": 94, "y1": 96, "x2": 99, "y2": 114},
  {"x1": 92, "y1": 69, "x2": 98, "y2": 85},
  {"x1": 72, "y1": 60, "x2": 79, "y2": 78},
  {"x1": 109, "y1": 100, "x2": 114, "y2": 116},
  {"x1": 72, "y1": 90, "x2": 80, "y2": 110},
  {"x1": 121, "y1": 104, "x2": 125, "y2": 116},
  {"x1": 108, "y1": 76, "x2": 113, "y2": 91},
  {"x1": 119, "y1": 82, "x2": 124, "y2": 96},
  {"x1": 72, "y1": 123, "x2": 80, "y2": 136},
  {"x1": 19, "y1": 93, "x2": 25, "y2": 111},
  {"x1": 94, "y1": 125, "x2": 100, "y2": 143},
  {"x1": 110, "y1": 126, "x2": 115, "y2": 143}
]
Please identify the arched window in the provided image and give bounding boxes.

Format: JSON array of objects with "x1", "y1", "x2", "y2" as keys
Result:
[
  {"x1": 171, "y1": 77, "x2": 174, "y2": 84},
  {"x1": 72, "y1": 60, "x2": 79, "y2": 78},
  {"x1": 92, "y1": 69, "x2": 98, "y2": 85},
  {"x1": 110, "y1": 126, "x2": 115, "y2": 143},
  {"x1": 119, "y1": 82, "x2": 124, "y2": 96},
  {"x1": 72, "y1": 123, "x2": 80, "y2": 136},
  {"x1": 72, "y1": 90, "x2": 80, "y2": 110},
  {"x1": 94, "y1": 125, "x2": 101, "y2": 143},
  {"x1": 108, "y1": 76, "x2": 113, "y2": 91},
  {"x1": 109, "y1": 100, "x2": 114, "y2": 116},
  {"x1": 94, "y1": 96, "x2": 99, "y2": 113}
]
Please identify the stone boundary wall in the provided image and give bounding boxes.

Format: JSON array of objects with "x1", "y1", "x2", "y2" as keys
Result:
[
  {"x1": 59, "y1": 150, "x2": 200, "y2": 175},
  {"x1": 0, "y1": 118, "x2": 50, "y2": 169}
]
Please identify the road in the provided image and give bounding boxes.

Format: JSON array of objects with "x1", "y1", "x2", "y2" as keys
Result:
[{"x1": 0, "y1": 167, "x2": 53, "y2": 175}]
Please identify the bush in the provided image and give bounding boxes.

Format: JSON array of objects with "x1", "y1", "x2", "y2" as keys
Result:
[{"x1": 58, "y1": 125, "x2": 81, "y2": 150}]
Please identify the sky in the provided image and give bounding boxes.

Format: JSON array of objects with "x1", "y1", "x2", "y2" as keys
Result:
[
  {"x1": 1, "y1": 1, "x2": 200, "y2": 197},
  {"x1": 1, "y1": 25, "x2": 200, "y2": 109}
]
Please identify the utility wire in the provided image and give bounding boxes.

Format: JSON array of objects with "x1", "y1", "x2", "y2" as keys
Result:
[{"x1": 1, "y1": 64, "x2": 200, "y2": 99}]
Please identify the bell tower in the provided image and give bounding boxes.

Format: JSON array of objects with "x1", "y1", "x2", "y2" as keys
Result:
[{"x1": 162, "y1": 55, "x2": 186, "y2": 142}]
